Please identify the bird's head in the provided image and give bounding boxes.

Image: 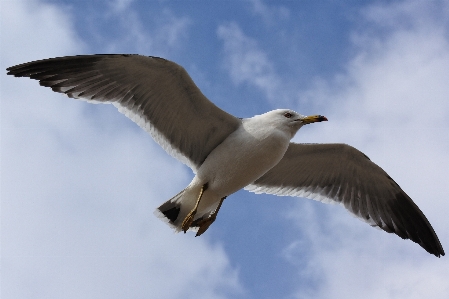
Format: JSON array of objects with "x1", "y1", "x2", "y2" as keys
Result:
[{"x1": 261, "y1": 109, "x2": 328, "y2": 137}]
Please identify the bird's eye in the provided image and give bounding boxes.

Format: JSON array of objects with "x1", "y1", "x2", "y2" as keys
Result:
[{"x1": 284, "y1": 112, "x2": 293, "y2": 118}]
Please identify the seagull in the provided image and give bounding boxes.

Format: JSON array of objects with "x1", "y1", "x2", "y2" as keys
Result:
[{"x1": 6, "y1": 54, "x2": 444, "y2": 257}]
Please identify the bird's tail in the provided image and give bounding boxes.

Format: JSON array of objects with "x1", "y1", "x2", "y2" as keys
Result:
[
  {"x1": 155, "y1": 186, "x2": 215, "y2": 233},
  {"x1": 154, "y1": 189, "x2": 186, "y2": 231}
]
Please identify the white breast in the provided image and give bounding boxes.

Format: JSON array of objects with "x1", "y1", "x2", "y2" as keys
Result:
[{"x1": 196, "y1": 122, "x2": 291, "y2": 197}]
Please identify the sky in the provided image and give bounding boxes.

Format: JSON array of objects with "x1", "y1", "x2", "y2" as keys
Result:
[{"x1": 1, "y1": 0, "x2": 449, "y2": 298}]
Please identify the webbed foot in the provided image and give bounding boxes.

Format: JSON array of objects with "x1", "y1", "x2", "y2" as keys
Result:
[{"x1": 195, "y1": 196, "x2": 226, "y2": 237}]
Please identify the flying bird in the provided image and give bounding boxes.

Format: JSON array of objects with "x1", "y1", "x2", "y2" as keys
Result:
[{"x1": 6, "y1": 54, "x2": 444, "y2": 257}]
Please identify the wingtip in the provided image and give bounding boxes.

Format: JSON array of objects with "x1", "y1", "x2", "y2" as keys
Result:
[
  {"x1": 433, "y1": 247, "x2": 445, "y2": 258},
  {"x1": 422, "y1": 235, "x2": 445, "y2": 257},
  {"x1": 6, "y1": 66, "x2": 18, "y2": 76}
]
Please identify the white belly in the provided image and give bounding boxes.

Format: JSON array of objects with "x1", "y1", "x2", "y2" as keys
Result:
[{"x1": 196, "y1": 125, "x2": 290, "y2": 198}]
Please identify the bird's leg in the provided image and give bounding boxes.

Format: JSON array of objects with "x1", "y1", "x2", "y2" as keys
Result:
[
  {"x1": 195, "y1": 196, "x2": 227, "y2": 237},
  {"x1": 181, "y1": 183, "x2": 208, "y2": 233}
]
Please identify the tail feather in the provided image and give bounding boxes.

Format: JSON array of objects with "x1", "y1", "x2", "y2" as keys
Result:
[
  {"x1": 162, "y1": 206, "x2": 181, "y2": 222},
  {"x1": 154, "y1": 189, "x2": 185, "y2": 230},
  {"x1": 155, "y1": 185, "x2": 216, "y2": 232}
]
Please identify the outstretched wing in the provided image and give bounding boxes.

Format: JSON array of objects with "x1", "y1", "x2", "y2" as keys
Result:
[
  {"x1": 246, "y1": 143, "x2": 445, "y2": 257},
  {"x1": 7, "y1": 55, "x2": 241, "y2": 171}
]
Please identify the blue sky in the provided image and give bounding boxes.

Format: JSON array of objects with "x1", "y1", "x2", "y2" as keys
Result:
[{"x1": 2, "y1": 0, "x2": 449, "y2": 298}]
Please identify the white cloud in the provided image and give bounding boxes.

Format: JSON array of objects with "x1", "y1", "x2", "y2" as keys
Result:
[
  {"x1": 101, "y1": 5, "x2": 191, "y2": 55},
  {"x1": 1, "y1": 0, "x2": 84, "y2": 63},
  {"x1": 110, "y1": 0, "x2": 135, "y2": 13},
  {"x1": 1, "y1": 1, "x2": 242, "y2": 298},
  {"x1": 361, "y1": 0, "x2": 449, "y2": 31},
  {"x1": 217, "y1": 22, "x2": 285, "y2": 103},
  {"x1": 287, "y1": 1, "x2": 449, "y2": 298},
  {"x1": 247, "y1": 0, "x2": 290, "y2": 24}
]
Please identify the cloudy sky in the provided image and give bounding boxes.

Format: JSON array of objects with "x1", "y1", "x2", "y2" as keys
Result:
[{"x1": 1, "y1": 0, "x2": 449, "y2": 298}]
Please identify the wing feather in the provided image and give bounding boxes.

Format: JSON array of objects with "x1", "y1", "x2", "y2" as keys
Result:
[
  {"x1": 7, "y1": 54, "x2": 241, "y2": 170},
  {"x1": 246, "y1": 143, "x2": 444, "y2": 257}
]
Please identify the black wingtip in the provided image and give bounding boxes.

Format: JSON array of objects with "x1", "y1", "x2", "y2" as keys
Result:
[
  {"x1": 430, "y1": 249, "x2": 444, "y2": 258},
  {"x1": 391, "y1": 192, "x2": 445, "y2": 258}
]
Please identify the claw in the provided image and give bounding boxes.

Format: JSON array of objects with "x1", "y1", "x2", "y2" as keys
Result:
[
  {"x1": 181, "y1": 184, "x2": 207, "y2": 233},
  {"x1": 181, "y1": 211, "x2": 196, "y2": 233}
]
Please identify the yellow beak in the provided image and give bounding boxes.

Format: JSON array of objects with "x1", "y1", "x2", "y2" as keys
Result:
[{"x1": 300, "y1": 115, "x2": 328, "y2": 124}]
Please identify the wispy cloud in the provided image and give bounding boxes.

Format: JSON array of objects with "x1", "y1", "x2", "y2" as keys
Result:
[
  {"x1": 1, "y1": 0, "x2": 85, "y2": 63},
  {"x1": 110, "y1": 0, "x2": 135, "y2": 13},
  {"x1": 86, "y1": 4, "x2": 191, "y2": 56},
  {"x1": 246, "y1": 0, "x2": 290, "y2": 25},
  {"x1": 217, "y1": 22, "x2": 285, "y2": 104}
]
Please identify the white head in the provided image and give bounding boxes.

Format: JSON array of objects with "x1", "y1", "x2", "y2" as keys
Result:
[{"x1": 253, "y1": 109, "x2": 328, "y2": 138}]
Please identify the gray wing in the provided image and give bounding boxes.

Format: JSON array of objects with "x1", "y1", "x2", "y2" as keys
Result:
[
  {"x1": 6, "y1": 54, "x2": 241, "y2": 171},
  {"x1": 245, "y1": 143, "x2": 445, "y2": 257}
]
